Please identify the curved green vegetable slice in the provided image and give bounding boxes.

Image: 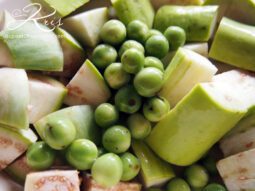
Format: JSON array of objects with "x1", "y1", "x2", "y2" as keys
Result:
[
  {"x1": 0, "y1": 68, "x2": 29, "y2": 129},
  {"x1": 28, "y1": 74, "x2": 67, "y2": 123},
  {"x1": 132, "y1": 140, "x2": 175, "y2": 187},
  {"x1": 209, "y1": 17, "x2": 255, "y2": 72},
  {"x1": 154, "y1": 5, "x2": 218, "y2": 41},
  {"x1": 64, "y1": 59, "x2": 111, "y2": 106},
  {"x1": 0, "y1": 21, "x2": 64, "y2": 71},
  {"x1": 147, "y1": 70, "x2": 255, "y2": 166},
  {"x1": 111, "y1": 0, "x2": 155, "y2": 28}
]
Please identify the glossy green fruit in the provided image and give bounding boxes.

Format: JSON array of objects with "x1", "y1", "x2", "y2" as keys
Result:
[
  {"x1": 145, "y1": 35, "x2": 169, "y2": 59},
  {"x1": 92, "y1": 44, "x2": 118, "y2": 69},
  {"x1": 203, "y1": 183, "x2": 226, "y2": 191},
  {"x1": 121, "y1": 48, "x2": 145, "y2": 74},
  {"x1": 26, "y1": 141, "x2": 55, "y2": 170},
  {"x1": 127, "y1": 20, "x2": 149, "y2": 44},
  {"x1": 185, "y1": 164, "x2": 209, "y2": 188},
  {"x1": 146, "y1": 29, "x2": 162, "y2": 40},
  {"x1": 103, "y1": 125, "x2": 131, "y2": 154},
  {"x1": 144, "y1": 57, "x2": 164, "y2": 71},
  {"x1": 127, "y1": 113, "x2": 152, "y2": 140},
  {"x1": 120, "y1": 152, "x2": 141, "y2": 181},
  {"x1": 100, "y1": 19, "x2": 126, "y2": 45},
  {"x1": 119, "y1": 40, "x2": 145, "y2": 57},
  {"x1": 167, "y1": 178, "x2": 191, "y2": 191},
  {"x1": 34, "y1": 105, "x2": 100, "y2": 145},
  {"x1": 94, "y1": 103, "x2": 119, "y2": 128},
  {"x1": 43, "y1": 118, "x2": 76, "y2": 150},
  {"x1": 91, "y1": 153, "x2": 123, "y2": 187},
  {"x1": 66, "y1": 139, "x2": 98, "y2": 170},
  {"x1": 115, "y1": 85, "x2": 142, "y2": 114},
  {"x1": 134, "y1": 67, "x2": 164, "y2": 97},
  {"x1": 104, "y1": 63, "x2": 131, "y2": 89},
  {"x1": 164, "y1": 26, "x2": 186, "y2": 51},
  {"x1": 143, "y1": 97, "x2": 170, "y2": 122}
]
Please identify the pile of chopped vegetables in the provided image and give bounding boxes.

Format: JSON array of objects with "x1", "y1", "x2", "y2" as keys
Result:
[{"x1": 1, "y1": 0, "x2": 255, "y2": 190}]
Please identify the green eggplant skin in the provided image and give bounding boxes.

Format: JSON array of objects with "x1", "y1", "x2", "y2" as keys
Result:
[
  {"x1": 0, "y1": 21, "x2": 63, "y2": 71},
  {"x1": 111, "y1": 0, "x2": 155, "y2": 28},
  {"x1": 151, "y1": 0, "x2": 204, "y2": 10},
  {"x1": 34, "y1": 105, "x2": 100, "y2": 145},
  {"x1": 54, "y1": 27, "x2": 85, "y2": 78},
  {"x1": 204, "y1": 0, "x2": 255, "y2": 25},
  {"x1": 132, "y1": 140, "x2": 175, "y2": 187},
  {"x1": 209, "y1": 17, "x2": 255, "y2": 72},
  {"x1": 154, "y1": 6, "x2": 218, "y2": 41},
  {"x1": 147, "y1": 84, "x2": 245, "y2": 166},
  {"x1": 32, "y1": 0, "x2": 90, "y2": 18}
]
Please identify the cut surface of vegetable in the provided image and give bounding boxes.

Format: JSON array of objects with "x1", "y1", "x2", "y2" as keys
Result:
[
  {"x1": 63, "y1": 7, "x2": 109, "y2": 47},
  {"x1": 31, "y1": 0, "x2": 90, "y2": 17},
  {"x1": 24, "y1": 170, "x2": 80, "y2": 191},
  {"x1": 111, "y1": 0, "x2": 155, "y2": 28},
  {"x1": 0, "y1": 68, "x2": 29, "y2": 129},
  {"x1": 83, "y1": 175, "x2": 142, "y2": 191},
  {"x1": 220, "y1": 103, "x2": 255, "y2": 157},
  {"x1": 147, "y1": 70, "x2": 255, "y2": 166},
  {"x1": 220, "y1": 127, "x2": 255, "y2": 157},
  {"x1": 162, "y1": 43, "x2": 209, "y2": 66},
  {"x1": 28, "y1": 74, "x2": 67, "y2": 123},
  {"x1": 209, "y1": 17, "x2": 255, "y2": 72},
  {"x1": 0, "y1": 126, "x2": 37, "y2": 170},
  {"x1": 159, "y1": 48, "x2": 217, "y2": 107},
  {"x1": 53, "y1": 27, "x2": 86, "y2": 78},
  {"x1": 0, "y1": 21, "x2": 64, "y2": 71},
  {"x1": 64, "y1": 59, "x2": 111, "y2": 106},
  {"x1": 34, "y1": 105, "x2": 100, "y2": 145},
  {"x1": 154, "y1": 5, "x2": 218, "y2": 41},
  {"x1": 0, "y1": 172, "x2": 23, "y2": 191},
  {"x1": 183, "y1": 43, "x2": 209, "y2": 57},
  {"x1": 5, "y1": 154, "x2": 34, "y2": 184},
  {"x1": 132, "y1": 141, "x2": 175, "y2": 187},
  {"x1": 217, "y1": 148, "x2": 255, "y2": 191}
]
